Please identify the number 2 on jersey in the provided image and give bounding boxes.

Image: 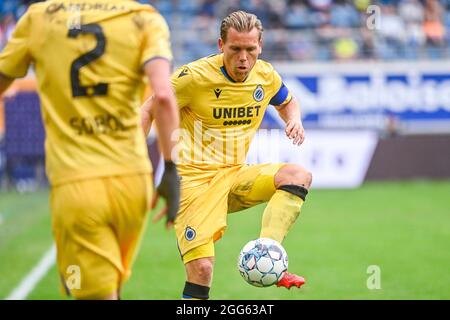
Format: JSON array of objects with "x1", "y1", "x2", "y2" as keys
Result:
[{"x1": 67, "y1": 24, "x2": 109, "y2": 97}]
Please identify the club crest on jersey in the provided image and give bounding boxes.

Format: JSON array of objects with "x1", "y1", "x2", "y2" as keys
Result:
[
  {"x1": 185, "y1": 226, "x2": 196, "y2": 241},
  {"x1": 253, "y1": 85, "x2": 264, "y2": 102}
]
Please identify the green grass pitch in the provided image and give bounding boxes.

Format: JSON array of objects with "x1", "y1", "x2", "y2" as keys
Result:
[{"x1": 1, "y1": 180, "x2": 449, "y2": 299}]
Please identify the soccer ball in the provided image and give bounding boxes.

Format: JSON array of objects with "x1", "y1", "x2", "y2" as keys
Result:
[{"x1": 237, "y1": 237, "x2": 288, "y2": 287}]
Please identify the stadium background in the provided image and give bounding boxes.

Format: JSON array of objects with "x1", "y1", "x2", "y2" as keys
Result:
[{"x1": 0, "y1": 0, "x2": 449, "y2": 299}]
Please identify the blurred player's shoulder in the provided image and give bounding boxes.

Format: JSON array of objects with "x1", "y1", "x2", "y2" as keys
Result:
[
  {"x1": 176, "y1": 54, "x2": 223, "y2": 84},
  {"x1": 15, "y1": 0, "x2": 46, "y2": 21},
  {"x1": 22, "y1": 0, "x2": 47, "y2": 13},
  {"x1": 186, "y1": 54, "x2": 221, "y2": 72},
  {"x1": 124, "y1": 0, "x2": 166, "y2": 22},
  {"x1": 254, "y1": 58, "x2": 277, "y2": 78}
]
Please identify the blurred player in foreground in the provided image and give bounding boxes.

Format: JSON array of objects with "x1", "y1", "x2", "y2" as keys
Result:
[
  {"x1": 0, "y1": 0, "x2": 180, "y2": 299},
  {"x1": 142, "y1": 11, "x2": 312, "y2": 299}
]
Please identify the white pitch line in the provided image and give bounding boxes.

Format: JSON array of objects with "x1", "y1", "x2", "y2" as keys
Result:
[{"x1": 5, "y1": 244, "x2": 56, "y2": 300}]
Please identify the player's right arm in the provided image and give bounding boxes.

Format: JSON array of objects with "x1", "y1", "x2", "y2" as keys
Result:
[
  {"x1": 0, "y1": 9, "x2": 33, "y2": 95},
  {"x1": 141, "y1": 64, "x2": 193, "y2": 136},
  {"x1": 141, "y1": 95, "x2": 155, "y2": 137},
  {"x1": 140, "y1": 11, "x2": 181, "y2": 228},
  {"x1": 269, "y1": 67, "x2": 305, "y2": 146},
  {"x1": 144, "y1": 59, "x2": 181, "y2": 228},
  {"x1": 144, "y1": 59, "x2": 179, "y2": 162}
]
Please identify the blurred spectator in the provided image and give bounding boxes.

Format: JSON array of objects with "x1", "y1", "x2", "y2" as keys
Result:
[
  {"x1": 1, "y1": 0, "x2": 18, "y2": 17},
  {"x1": 242, "y1": 0, "x2": 269, "y2": 26},
  {"x1": 308, "y1": 0, "x2": 332, "y2": 11},
  {"x1": 285, "y1": 0, "x2": 312, "y2": 29},
  {"x1": 399, "y1": 0, "x2": 425, "y2": 58},
  {"x1": 217, "y1": 0, "x2": 241, "y2": 18},
  {"x1": 198, "y1": 0, "x2": 217, "y2": 18},
  {"x1": 262, "y1": 29, "x2": 291, "y2": 60},
  {"x1": 445, "y1": 2, "x2": 450, "y2": 46},
  {"x1": 399, "y1": 0, "x2": 424, "y2": 23},
  {"x1": 0, "y1": 13, "x2": 16, "y2": 48},
  {"x1": 2, "y1": 0, "x2": 450, "y2": 63},
  {"x1": 376, "y1": 5, "x2": 407, "y2": 59},
  {"x1": 353, "y1": 0, "x2": 370, "y2": 12},
  {"x1": 360, "y1": 26, "x2": 376, "y2": 59},
  {"x1": 266, "y1": 1, "x2": 286, "y2": 29},
  {"x1": 330, "y1": 0, "x2": 360, "y2": 28},
  {"x1": 423, "y1": 0, "x2": 446, "y2": 46},
  {"x1": 308, "y1": 2, "x2": 331, "y2": 28},
  {"x1": 333, "y1": 37, "x2": 359, "y2": 60},
  {"x1": 287, "y1": 32, "x2": 315, "y2": 60}
]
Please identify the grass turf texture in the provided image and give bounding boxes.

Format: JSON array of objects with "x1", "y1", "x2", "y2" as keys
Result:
[{"x1": 1, "y1": 180, "x2": 449, "y2": 299}]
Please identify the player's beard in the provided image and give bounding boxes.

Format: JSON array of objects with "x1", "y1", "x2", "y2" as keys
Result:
[{"x1": 234, "y1": 66, "x2": 250, "y2": 82}]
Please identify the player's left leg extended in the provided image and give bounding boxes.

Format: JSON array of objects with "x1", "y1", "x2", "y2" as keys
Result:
[
  {"x1": 228, "y1": 163, "x2": 312, "y2": 241},
  {"x1": 263, "y1": 164, "x2": 311, "y2": 289},
  {"x1": 228, "y1": 163, "x2": 312, "y2": 289},
  {"x1": 260, "y1": 164, "x2": 311, "y2": 243}
]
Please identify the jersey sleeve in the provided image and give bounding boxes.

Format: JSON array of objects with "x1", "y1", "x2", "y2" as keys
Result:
[
  {"x1": 170, "y1": 65, "x2": 194, "y2": 109},
  {"x1": 269, "y1": 69, "x2": 292, "y2": 108},
  {"x1": 0, "y1": 10, "x2": 33, "y2": 78},
  {"x1": 140, "y1": 11, "x2": 173, "y2": 66}
]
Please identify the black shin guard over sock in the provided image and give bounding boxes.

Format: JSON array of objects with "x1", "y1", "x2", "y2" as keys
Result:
[
  {"x1": 278, "y1": 184, "x2": 308, "y2": 201},
  {"x1": 182, "y1": 282, "x2": 210, "y2": 300}
]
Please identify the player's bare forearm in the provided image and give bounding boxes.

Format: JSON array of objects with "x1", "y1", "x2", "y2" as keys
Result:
[
  {"x1": 144, "y1": 58, "x2": 179, "y2": 161},
  {"x1": 141, "y1": 96, "x2": 154, "y2": 137},
  {"x1": 0, "y1": 72, "x2": 14, "y2": 96},
  {"x1": 144, "y1": 59, "x2": 180, "y2": 228},
  {"x1": 152, "y1": 94, "x2": 179, "y2": 161},
  {"x1": 276, "y1": 97, "x2": 305, "y2": 146},
  {"x1": 277, "y1": 97, "x2": 300, "y2": 123}
]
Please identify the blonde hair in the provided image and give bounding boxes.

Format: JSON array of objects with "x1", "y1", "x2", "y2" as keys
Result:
[{"x1": 220, "y1": 11, "x2": 263, "y2": 43}]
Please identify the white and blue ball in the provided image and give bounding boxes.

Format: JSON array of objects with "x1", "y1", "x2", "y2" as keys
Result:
[{"x1": 237, "y1": 238, "x2": 288, "y2": 287}]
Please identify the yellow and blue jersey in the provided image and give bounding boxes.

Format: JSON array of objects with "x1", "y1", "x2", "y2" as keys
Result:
[
  {"x1": 170, "y1": 53, "x2": 292, "y2": 178},
  {"x1": 0, "y1": 0, "x2": 172, "y2": 185}
]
